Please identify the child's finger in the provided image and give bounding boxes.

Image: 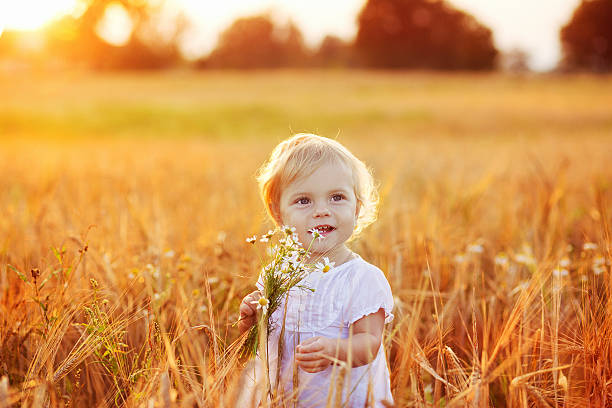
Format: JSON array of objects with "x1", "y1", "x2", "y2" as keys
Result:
[
  {"x1": 297, "y1": 360, "x2": 327, "y2": 373},
  {"x1": 297, "y1": 337, "x2": 324, "y2": 353},
  {"x1": 239, "y1": 301, "x2": 256, "y2": 316},
  {"x1": 296, "y1": 345, "x2": 323, "y2": 356},
  {"x1": 295, "y1": 351, "x2": 324, "y2": 362},
  {"x1": 299, "y1": 345, "x2": 323, "y2": 356},
  {"x1": 240, "y1": 300, "x2": 255, "y2": 312},
  {"x1": 297, "y1": 358, "x2": 322, "y2": 368},
  {"x1": 246, "y1": 293, "x2": 262, "y2": 306},
  {"x1": 298, "y1": 336, "x2": 320, "y2": 346}
]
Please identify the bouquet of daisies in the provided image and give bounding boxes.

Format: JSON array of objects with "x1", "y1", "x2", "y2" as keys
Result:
[{"x1": 240, "y1": 225, "x2": 333, "y2": 397}]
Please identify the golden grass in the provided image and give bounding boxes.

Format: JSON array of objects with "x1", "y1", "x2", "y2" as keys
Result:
[{"x1": 0, "y1": 71, "x2": 611, "y2": 407}]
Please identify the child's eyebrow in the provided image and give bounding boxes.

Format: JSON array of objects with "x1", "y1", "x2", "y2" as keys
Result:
[
  {"x1": 287, "y1": 186, "x2": 352, "y2": 199},
  {"x1": 289, "y1": 188, "x2": 351, "y2": 198},
  {"x1": 328, "y1": 187, "x2": 352, "y2": 194},
  {"x1": 289, "y1": 191, "x2": 310, "y2": 197}
]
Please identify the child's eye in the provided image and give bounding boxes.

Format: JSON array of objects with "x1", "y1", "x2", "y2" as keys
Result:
[
  {"x1": 331, "y1": 194, "x2": 344, "y2": 202},
  {"x1": 295, "y1": 197, "x2": 310, "y2": 205}
]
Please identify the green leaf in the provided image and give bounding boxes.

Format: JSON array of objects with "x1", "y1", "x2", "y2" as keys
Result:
[
  {"x1": 31, "y1": 296, "x2": 48, "y2": 312},
  {"x1": 52, "y1": 246, "x2": 63, "y2": 263},
  {"x1": 39, "y1": 271, "x2": 56, "y2": 290},
  {"x1": 8, "y1": 264, "x2": 28, "y2": 283},
  {"x1": 64, "y1": 376, "x2": 73, "y2": 394}
]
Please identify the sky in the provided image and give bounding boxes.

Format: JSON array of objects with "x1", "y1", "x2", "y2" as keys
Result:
[{"x1": 2, "y1": 0, "x2": 583, "y2": 71}]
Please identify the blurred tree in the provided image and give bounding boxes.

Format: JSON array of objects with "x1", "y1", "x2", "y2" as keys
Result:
[
  {"x1": 281, "y1": 22, "x2": 310, "y2": 67},
  {"x1": 500, "y1": 48, "x2": 531, "y2": 73},
  {"x1": 560, "y1": 0, "x2": 612, "y2": 72},
  {"x1": 201, "y1": 15, "x2": 308, "y2": 69},
  {"x1": 355, "y1": 0, "x2": 497, "y2": 70},
  {"x1": 313, "y1": 35, "x2": 356, "y2": 67}
]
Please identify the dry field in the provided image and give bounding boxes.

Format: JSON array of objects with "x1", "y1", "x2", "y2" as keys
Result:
[{"x1": 1, "y1": 71, "x2": 612, "y2": 407}]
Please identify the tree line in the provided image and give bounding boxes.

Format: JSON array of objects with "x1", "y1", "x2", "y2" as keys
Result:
[{"x1": 1, "y1": 0, "x2": 611, "y2": 72}]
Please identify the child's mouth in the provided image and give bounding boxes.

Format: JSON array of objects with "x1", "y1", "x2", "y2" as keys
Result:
[{"x1": 313, "y1": 225, "x2": 336, "y2": 236}]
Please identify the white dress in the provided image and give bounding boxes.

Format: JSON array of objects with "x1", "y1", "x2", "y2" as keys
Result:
[{"x1": 252, "y1": 255, "x2": 394, "y2": 408}]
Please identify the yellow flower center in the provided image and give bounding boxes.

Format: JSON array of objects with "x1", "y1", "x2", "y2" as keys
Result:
[
  {"x1": 258, "y1": 297, "x2": 268, "y2": 306},
  {"x1": 323, "y1": 265, "x2": 330, "y2": 273}
]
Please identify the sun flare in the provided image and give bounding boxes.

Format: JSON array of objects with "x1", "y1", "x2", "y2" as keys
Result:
[{"x1": 3, "y1": 0, "x2": 78, "y2": 31}]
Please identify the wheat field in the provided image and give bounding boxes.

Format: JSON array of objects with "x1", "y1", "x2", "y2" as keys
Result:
[{"x1": 1, "y1": 71, "x2": 611, "y2": 407}]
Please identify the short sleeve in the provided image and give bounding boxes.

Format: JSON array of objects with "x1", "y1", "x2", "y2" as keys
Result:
[{"x1": 344, "y1": 264, "x2": 394, "y2": 326}]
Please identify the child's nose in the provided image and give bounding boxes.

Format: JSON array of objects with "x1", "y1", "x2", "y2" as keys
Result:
[{"x1": 313, "y1": 204, "x2": 330, "y2": 217}]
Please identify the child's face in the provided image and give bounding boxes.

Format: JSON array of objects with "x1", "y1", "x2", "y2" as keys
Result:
[{"x1": 278, "y1": 160, "x2": 358, "y2": 261}]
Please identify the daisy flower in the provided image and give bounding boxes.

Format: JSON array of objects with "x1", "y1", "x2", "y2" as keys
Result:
[
  {"x1": 246, "y1": 235, "x2": 257, "y2": 244},
  {"x1": 308, "y1": 228, "x2": 326, "y2": 241},
  {"x1": 494, "y1": 253, "x2": 509, "y2": 267},
  {"x1": 552, "y1": 268, "x2": 569, "y2": 278},
  {"x1": 260, "y1": 229, "x2": 275, "y2": 242},
  {"x1": 315, "y1": 257, "x2": 335, "y2": 274},
  {"x1": 257, "y1": 297, "x2": 269, "y2": 315},
  {"x1": 454, "y1": 253, "x2": 466, "y2": 264},
  {"x1": 515, "y1": 253, "x2": 535, "y2": 266},
  {"x1": 467, "y1": 243, "x2": 483, "y2": 254},
  {"x1": 593, "y1": 265, "x2": 606, "y2": 276},
  {"x1": 280, "y1": 252, "x2": 300, "y2": 273},
  {"x1": 282, "y1": 225, "x2": 296, "y2": 236}
]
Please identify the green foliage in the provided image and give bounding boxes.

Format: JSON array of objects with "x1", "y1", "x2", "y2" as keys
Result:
[
  {"x1": 561, "y1": 0, "x2": 612, "y2": 72},
  {"x1": 8, "y1": 264, "x2": 28, "y2": 283},
  {"x1": 356, "y1": 0, "x2": 498, "y2": 69},
  {"x1": 203, "y1": 15, "x2": 308, "y2": 69}
]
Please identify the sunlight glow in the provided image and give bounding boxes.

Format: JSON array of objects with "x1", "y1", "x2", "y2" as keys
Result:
[
  {"x1": 95, "y1": 2, "x2": 133, "y2": 46},
  {"x1": 449, "y1": 0, "x2": 581, "y2": 70},
  {"x1": 3, "y1": 0, "x2": 77, "y2": 31}
]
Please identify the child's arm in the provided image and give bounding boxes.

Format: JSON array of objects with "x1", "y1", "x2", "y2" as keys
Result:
[
  {"x1": 295, "y1": 308, "x2": 385, "y2": 373},
  {"x1": 238, "y1": 290, "x2": 261, "y2": 334}
]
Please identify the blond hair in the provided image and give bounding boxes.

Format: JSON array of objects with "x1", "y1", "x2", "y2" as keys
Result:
[{"x1": 256, "y1": 133, "x2": 378, "y2": 238}]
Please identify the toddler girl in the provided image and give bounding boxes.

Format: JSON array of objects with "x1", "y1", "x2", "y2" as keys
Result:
[{"x1": 239, "y1": 134, "x2": 394, "y2": 407}]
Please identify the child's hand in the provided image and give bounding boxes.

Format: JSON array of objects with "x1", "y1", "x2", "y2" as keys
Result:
[
  {"x1": 295, "y1": 336, "x2": 334, "y2": 373},
  {"x1": 238, "y1": 290, "x2": 261, "y2": 333}
]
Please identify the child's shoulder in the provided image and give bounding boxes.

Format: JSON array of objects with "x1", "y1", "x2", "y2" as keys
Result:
[
  {"x1": 343, "y1": 255, "x2": 391, "y2": 287},
  {"x1": 346, "y1": 255, "x2": 381, "y2": 273},
  {"x1": 341, "y1": 255, "x2": 395, "y2": 324}
]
